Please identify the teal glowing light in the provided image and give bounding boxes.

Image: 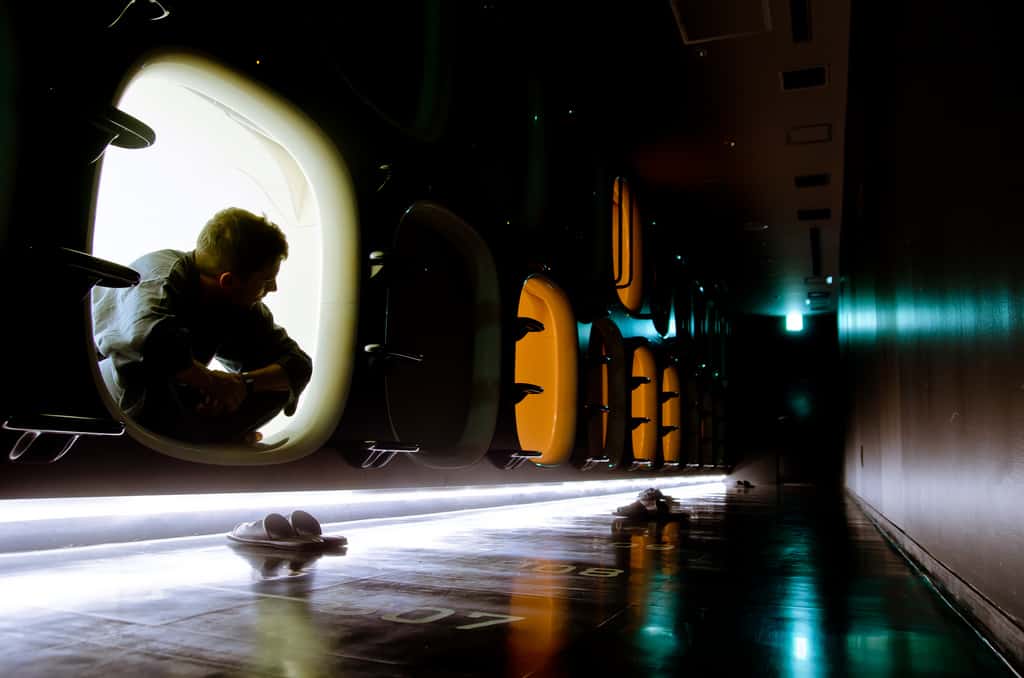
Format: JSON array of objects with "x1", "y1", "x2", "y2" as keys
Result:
[
  {"x1": 786, "y1": 312, "x2": 804, "y2": 332},
  {"x1": 794, "y1": 636, "x2": 809, "y2": 660},
  {"x1": 576, "y1": 321, "x2": 592, "y2": 352},
  {"x1": 825, "y1": 275, "x2": 833, "y2": 285},
  {"x1": 610, "y1": 309, "x2": 665, "y2": 342},
  {"x1": 532, "y1": 114, "x2": 539, "y2": 122},
  {"x1": 642, "y1": 625, "x2": 674, "y2": 638}
]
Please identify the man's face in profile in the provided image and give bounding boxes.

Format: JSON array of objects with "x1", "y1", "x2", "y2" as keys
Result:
[{"x1": 229, "y1": 257, "x2": 282, "y2": 308}]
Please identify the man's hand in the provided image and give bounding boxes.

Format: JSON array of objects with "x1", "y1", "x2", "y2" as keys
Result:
[
  {"x1": 197, "y1": 370, "x2": 247, "y2": 416},
  {"x1": 175, "y1": 361, "x2": 246, "y2": 416}
]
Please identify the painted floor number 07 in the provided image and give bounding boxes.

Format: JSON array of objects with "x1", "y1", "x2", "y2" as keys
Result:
[{"x1": 382, "y1": 607, "x2": 525, "y2": 630}]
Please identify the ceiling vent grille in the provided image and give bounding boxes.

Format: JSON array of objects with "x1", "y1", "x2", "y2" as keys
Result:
[
  {"x1": 809, "y1": 227, "x2": 822, "y2": 276},
  {"x1": 787, "y1": 124, "x2": 832, "y2": 145},
  {"x1": 781, "y1": 66, "x2": 829, "y2": 90},
  {"x1": 795, "y1": 173, "x2": 830, "y2": 188},
  {"x1": 798, "y1": 208, "x2": 832, "y2": 221},
  {"x1": 789, "y1": 0, "x2": 812, "y2": 42}
]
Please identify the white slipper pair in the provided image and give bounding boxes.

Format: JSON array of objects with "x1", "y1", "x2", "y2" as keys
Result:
[
  {"x1": 614, "y1": 488, "x2": 679, "y2": 519},
  {"x1": 227, "y1": 510, "x2": 347, "y2": 550}
]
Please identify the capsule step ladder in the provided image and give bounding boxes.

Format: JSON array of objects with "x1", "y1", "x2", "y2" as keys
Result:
[
  {"x1": 489, "y1": 449, "x2": 543, "y2": 471},
  {"x1": 5, "y1": 249, "x2": 139, "y2": 462},
  {"x1": 363, "y1": 343, "x2": 425, "y2": 365},
  {"x1": 513, "y1": 383, "x2": 544, "y2": 404},
  {"x1": 581, "y1": 455, "x2": 612, "y2": 471},
  {"x1": 354, "y1": 441, "x2": 422, "y2": 469},
  {"x1": 4, "y1": 414, "x2": 124, "y2": 464},
  {"x1": 515, "y1": 317, "x2": 545, "y2": 340}
]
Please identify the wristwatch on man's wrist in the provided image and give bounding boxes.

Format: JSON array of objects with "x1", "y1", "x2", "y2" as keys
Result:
[{"x1": 241, "y1": 372, "x2": 256, "y2": 395}]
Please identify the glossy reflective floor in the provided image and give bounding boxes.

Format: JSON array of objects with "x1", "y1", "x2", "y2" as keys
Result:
[{"x1": 0, "y1": 483, "x2": 1014, "y2": 677}]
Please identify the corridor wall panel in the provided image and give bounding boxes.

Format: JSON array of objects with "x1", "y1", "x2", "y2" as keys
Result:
[{"x1": 840, "y1": 0, "x2": 1024, "y2": 662}]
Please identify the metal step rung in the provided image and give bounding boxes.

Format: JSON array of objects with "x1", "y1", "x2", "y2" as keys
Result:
[
  {"x1": 3, "y1": 414, "x2": 125, "y2": 436},
  {"x1": 56, "y1": 248, "x2": 140, "y2": 289},
  {"x1": 510, "y1": 450, "x2": 542, "y2": 459},
  {"x1": 513, "y1": 383, "x2": 544, "y2": 403},
  {"x1": 581, "y1": 455, "x2": 612, "y2": 471},
  {"x1": 629, "y1": 376, "x2": 652, "y2": 390},
  {"x1": 364, "y1": 344, "x2": 424, "y2": 364},
  {"x1": 368, "y1": 250, "x2": 387, "y2": 280},
  {"x1": 359, "y1": 441, "x2": 421, "y2": 469},
  {"x1": 490, "y1": 449, "x2": 542, "y2": 471},
  {"x1": 4, "y1": 414, "x2": 125, "y2": 464},
  {"x1": 630, "y1": 417, "x2": 651, "y2": 430},
  {"x1": 515, "y1": 316, "x2": 545, "y2": 341}
]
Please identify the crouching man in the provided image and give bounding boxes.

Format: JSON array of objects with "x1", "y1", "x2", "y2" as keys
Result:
[{"x1": 93, "y1": 207, "x2": 312, "y2": 445}]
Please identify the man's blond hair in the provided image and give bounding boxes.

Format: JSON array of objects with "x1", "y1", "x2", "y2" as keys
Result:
[{"x1": 195, "y1": 207, "x2": 288, "y2": 277}]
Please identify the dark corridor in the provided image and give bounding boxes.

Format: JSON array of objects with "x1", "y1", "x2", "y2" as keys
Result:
[{"x1": 2, "y1": 0, "x2": 1024, "y2": 675}]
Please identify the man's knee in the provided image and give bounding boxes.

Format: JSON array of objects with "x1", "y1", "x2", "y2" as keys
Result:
[{"x1": 135, "y1": 384, "x2": 289, "y2": 444}]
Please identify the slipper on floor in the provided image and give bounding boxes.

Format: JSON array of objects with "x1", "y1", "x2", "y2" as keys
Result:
[
  {"x1": 227, "y1": 512, "x2": 324, "y2": 550},
  {"x1": 289, "y1": 510, "x2": 348, "y2": 549}
]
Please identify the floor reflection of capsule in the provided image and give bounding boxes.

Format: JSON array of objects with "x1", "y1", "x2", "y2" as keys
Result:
[{"x1": 506, "y1": 563, "x2": 571, "y2": 675}]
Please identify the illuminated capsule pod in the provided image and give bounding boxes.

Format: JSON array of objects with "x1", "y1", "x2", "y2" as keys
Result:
[
  {"x1": 611, "y1": 177, "x2": 644, "y2": 315},
  {"x1": 713, "y1": 387, "x2": 727, "y2": 467},
  {"x1": 700, "y1": 390, "x2": 715, "y2": 467},
  {"x1": 625, "y1": 340, "x2": 660, "y2": 471},
  {"x1": 683, "y1": 374, "x2": 702, "y2": 467},
  {"x1": 659, "y1": 361, "x2": 683, "y2": 469},
  {"x1": 338, "y1": 202, "x2": 500, "y2": 469},
  {"x1": 309, "y1": 3, "x2": 454, "y2": 144},
  {"x1": 574, "y1": 318, "x2": 628, "y2": 471},
  {"x1": 490, "y1": 274, "x2": 578, "y2": 469},
  {"x1": 641, "y1": 213, "x2": 676, "y2": 338},
  {"x1": 673, "y1": 280, "x2": 697, "y2": 348},
  {"x1": 89, "y1": 52, "x2": 359, "y2": 465}
]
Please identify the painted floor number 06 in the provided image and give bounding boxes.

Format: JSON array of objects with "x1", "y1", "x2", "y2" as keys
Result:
[{"x1": 515, "y1": 563, "x2": 626, "y2": 577}]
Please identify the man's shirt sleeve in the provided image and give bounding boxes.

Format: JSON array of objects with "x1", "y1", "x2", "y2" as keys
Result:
[
  {"x1": 93, "y1": 277, "x2": 193, "y2": 376},
  {"x1": 216, "y1": 303, "x2": 312, "y2": 416}
]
